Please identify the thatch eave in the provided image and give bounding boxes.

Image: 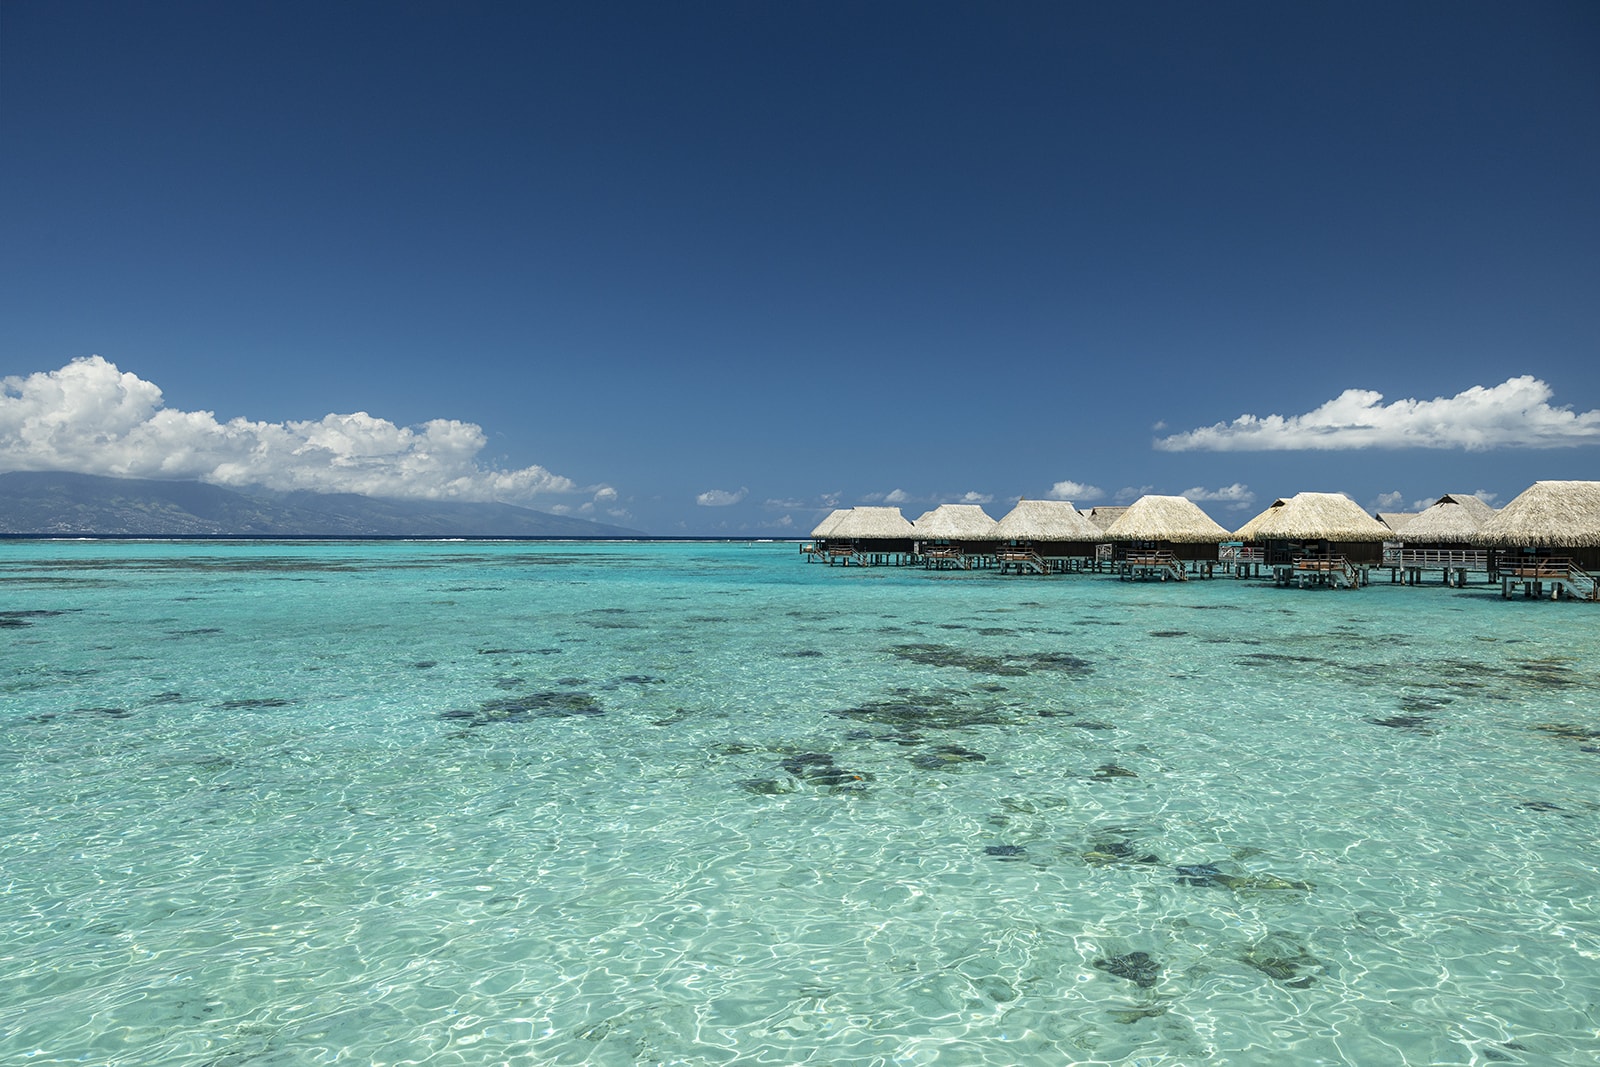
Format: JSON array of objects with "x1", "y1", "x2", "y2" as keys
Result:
[
  {"x1": 1477, "y1": 481, "x2": 1600, "y2": 548},
  {"x1": 1234, "y1": 492, "x2": 1392, "y2": 542},
  {"x1": 1103, "y1": 495, "x2": 1230, "y2": 543},
  {"x1": 912, "y1": 503, "x2": 999, "y2": 541},
  {"x1": 809, "y1": 508, "x2": 851, "y2": 539},
  {"x1": 993, "y1": 499, "x2": 1104, "y2": 541},
  {"x1": 828, "y1": 506, "x2": 916, "y2": 539}
]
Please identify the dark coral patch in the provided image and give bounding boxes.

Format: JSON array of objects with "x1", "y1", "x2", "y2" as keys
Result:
[
  {"x1": 1368, "y1": 715, "x2": 1436, "y2": 734},
  {"x1": 77, "y1": 706, "x2": 132, "y2": 718},
  {"x1": 1083, "y1": 839, "x2": 1160, "y2": 866},
  {"x1": 1174, "y1": 863, "x2": 1226, "y2": 888},
  {"x1": 778, "y1": 751, "x2": 872, "y2": 789},
  {"x1": 478, "y1": 647, "x2": 564, "y2": 655},
  {"x1": 28, "y1": 706, "x2": 133, "y2": 723},
  {"x1": 1534, "y1": 722, "x2": 1600, "y2": 743},
  {"x1": 0, "y1": 610, "x2": 71, "y2": 628},
  {"x1": 1236, "y1": 652, "x2": 1327, "y2": 666},
  {"x1": 780, "y1": 752, "x2": 837, "y2": 775},
  {"x1": 214, "y1": 698, "x2": 294, "y2": 710},
  {"x1": 1241, "y1": 932, "x2": 1326, "y2": 988},
  {"x1": 984, "y1": 844, "x2": 1027, "y2": 860},
  {"x1": 1516, "y1": 800, "x2": 1566, "y2": 814},
  {"x1": 909, "y1": 744, "x2": 987, "y2": 770},
  {"x1": 442, "y1": 690, "x2": 603, "y2": 726},
  {"x1": 1094, "y1": 951, "x2": 1160, "y2": 988},
  {"x1": 883, "y1": 643, "x2": 1093, "y2": 678},
  {"x1": 829, "y1": 692, "x2": 1013, "y2": 730}
]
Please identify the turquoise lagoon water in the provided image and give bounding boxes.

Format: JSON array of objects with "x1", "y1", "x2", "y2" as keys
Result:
[{"x1": 1, "y1": 539, "x2": 1596, "y2": 1066}]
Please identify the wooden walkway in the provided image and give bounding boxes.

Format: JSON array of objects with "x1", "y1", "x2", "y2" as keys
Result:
[
  {"x1": 1499, "y1": 558, "x2": 1598, "y2": 600},
  {"x1": 1275, "y1": 555, "x2": 1367, "y2": 589}
]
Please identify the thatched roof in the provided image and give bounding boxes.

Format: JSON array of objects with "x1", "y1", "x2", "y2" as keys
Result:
[
  {"x1": 1396, "y1": 494, "x2": 1497, "y2": 544},
  {"x1": 1104, "y1": 495, "x2": 1230, "y2": 543},
  {"x1": 826, "y1": 506, "x2": 915, "y2": 539},
  {"x1": 1233, "y1": 492, "x2": 1392, "y2": 542},
  {"x1": 810, "y1": 508, "x2": 851, "y2": 538},
  {"x1": 913, "y1": 503, "x2": 998, "y2": 540},
  {"x1": 1082, "y1": 506, "x2": 1129, "y2": 531},
  {"x1": 1376, "y1": 512, "x2": 1418, "y2": 533},
  {"x1": 993, "y1": 499, "x2": 1105, "y2": 541},
  {"x1": 1477, "y1": 481, "x2": 1600, "y2": 548}
]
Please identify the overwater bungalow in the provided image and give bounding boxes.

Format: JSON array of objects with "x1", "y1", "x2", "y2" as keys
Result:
[
  {"x1": 802, "y1": 508, "x2": 852, "y2": 560},
  {"x1": 815, "y1": 506, "x2": 917, "y2": 566},
  {"x1": 1233, "y1": 492, "x2": 1391, "y2": 588},
  {"x1": 911, "y1": 503, "x2": 999, "y2": 569},
  {"x1": 992, "y1": 499, "x2": 1104, "y2": 574},
  {"x1": 1383, "y1": 493, "x2": 1496, "y2": 586},
  {"x1": 1103, "y1": 495, "x2": 1230, "y2": 581},
  {"x1": 1477, "y1": 480, "x2": 1600, "y2": 600}
]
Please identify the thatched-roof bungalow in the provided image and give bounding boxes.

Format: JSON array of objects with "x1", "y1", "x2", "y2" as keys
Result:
[
  {"x1": 809, "y1": 508, "x2": 849, "y2": 539},
  {"x1": 1382, "y1": 494, "x2": 1498, "y2": 586},
  {"x1": 814, "y1": 506, "x2": 916, "y2": 566},
  {"x1": 912, "y1": 504, "x2": 999, "y2": 568},
  {"x1": 1477, "y1": 481, "x2": 1600, "y2": 598},
  {"x1": 802, "y1": 508, "x2": 851, "y2": 561},
  {"x1": 1397, "y1": 494, "x2": 1496, "y2": 543},
  {"x1": 913, "y1": 504, "x2": 998, "y2": 541},
  {"x1": 992, "y1": 499, "x2": 1104, "y2": 573},
  {"x1": 1234, "y1": 492, "x2": 1391, "y2": 587},
  {"x1": 1103, "y1": 495, "x2": 1230, "y2": 579}
]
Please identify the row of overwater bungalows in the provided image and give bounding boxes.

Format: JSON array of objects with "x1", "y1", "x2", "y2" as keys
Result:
[{"x1": 803, "y1": 480, "x2": 1600, "y2": 600}]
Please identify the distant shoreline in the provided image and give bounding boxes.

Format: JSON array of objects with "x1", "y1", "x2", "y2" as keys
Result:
[{"x1": 0, "y1": 534, "x2": 800, "y2": 544}]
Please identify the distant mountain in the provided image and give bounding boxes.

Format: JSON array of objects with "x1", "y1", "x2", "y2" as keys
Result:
[{"x1": 0, "y1": 471, "x2": 641, "y2": 537}]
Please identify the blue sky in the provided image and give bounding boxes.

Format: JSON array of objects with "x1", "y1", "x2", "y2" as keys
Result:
[{"x1": 3, "y1": 1, "x2": 1597, "y2": 533}]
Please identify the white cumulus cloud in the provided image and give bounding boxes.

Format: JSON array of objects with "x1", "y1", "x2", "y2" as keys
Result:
[
  {"x1": 1047, "y1": 479, "x2": 1104, "y2": 501},
  {"x1": 1155, "y1": 376, "x2": 1600, "y2": 452},
  {"x1": 0, "y1": 356, "x2": 600, "y2": 503},
  {"x1": 959, "y1": 491, "x2": 993, "y2": 505},
  {"x1": 696, "y1": 487, "x2": 747, "y2": 507},
  {"x1": 1180, "y1": 483, "x2": 1255, "y2": 507}
]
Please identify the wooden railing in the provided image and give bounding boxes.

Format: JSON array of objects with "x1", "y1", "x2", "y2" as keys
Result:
[
  {"x1": 1381, "y1": 547, "x2": 1489, "y2": 569},
  {"x1": 1123, "y1": 551, "x2": 1187, "y2": 581},
  {"x1": 1293, "y1": 555, "x2": 1359, "y2": 587},
  {"x1": 1500, "y1": 557, "x2": 1598, "y2": 599},
  {"x1": 997, "y1": 549, "x2": 1047, "y2": 574}
]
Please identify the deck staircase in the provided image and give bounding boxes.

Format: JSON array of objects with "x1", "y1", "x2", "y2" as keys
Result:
[
  {"x1": 1500, "y1": 557, "x2": 1599, "y2": 600},
  {"x1": 1291, "y1": 555, "x2": 1361, "y2": 589},
  {"x1": 1123, "y1": 551, "x2": 1187, "y2": 582},
  {"x1": 920, "y1": 545, "x2": 972, "y2": 570},
  {"x1": 998, "y1": 549, "x2": 1047, "y2": 575}
]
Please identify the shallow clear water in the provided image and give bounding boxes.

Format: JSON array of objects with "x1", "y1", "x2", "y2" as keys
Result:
[{"x1": 2, "y1": 539, "x2": 1596, "y2": 1066}]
